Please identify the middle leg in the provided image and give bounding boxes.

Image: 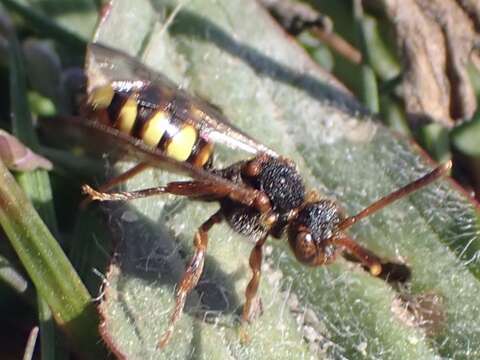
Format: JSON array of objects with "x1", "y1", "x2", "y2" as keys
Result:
[
  {"x1": 80, "y1": 162, "x2": 150, "y2": 208},
  {"x1": 82, "y1": 180, "x2": 234, "y2": 202}
]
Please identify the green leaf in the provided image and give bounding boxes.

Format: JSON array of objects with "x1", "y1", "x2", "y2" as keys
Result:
[
  {"x1": 416, "y1": 123, "x2": 451, "y2": 163},
  {"x1": 353, "y1": 1, "x2": 379, "y2": 113},
  {"x1": 451, "y1": 115, "x2": 480, "y2": 157},
  {"x1": 360, "y1": 14, "x2": 401, "y2": 82},
  {"x1": 91, "y1": 0, "x2": 480, "y2": 358}
]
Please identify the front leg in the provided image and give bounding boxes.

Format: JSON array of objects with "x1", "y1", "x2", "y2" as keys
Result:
[
  {"x1": 334, "y1": 236, "x2": 382, "y2": 276},
  {"x1": 158, "y1": 211, "x2": 223, "y2": 349}
]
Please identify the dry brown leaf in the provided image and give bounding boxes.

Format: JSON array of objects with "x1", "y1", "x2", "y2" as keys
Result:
[{"x1": 384, "y1": 0, "x2": 478, "y2": 127}]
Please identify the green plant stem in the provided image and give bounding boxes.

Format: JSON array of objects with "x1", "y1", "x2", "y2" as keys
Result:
[{"x1": 0, "y1": 16, "x2": 104, "y2": 358}]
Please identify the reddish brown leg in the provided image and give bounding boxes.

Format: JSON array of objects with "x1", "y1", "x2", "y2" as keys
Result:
[
  {"x1": 83, "y1": 180, "x2": 271, "y2": 214},
  {"x1": 98, "y1": 163, "x2": 150, "y2": 191},
  {"x1": 80, "y1": 162, "x2": 149, "y2": 208},
  {"x1": 239, "y1": 234, "x2": 268, "y2": 342},
  {"x1": 242, "y1": 235, "x2": 268, "y2": 323},
  {"x1": 82, "y1": 180, "x2": 237, "y2": 202},
  {"x1": 158, "y1": 211, "x2": 223, "y2": 349},
  {"x1": 334, "y1": 236, "x2": 382, "y2": 276}
]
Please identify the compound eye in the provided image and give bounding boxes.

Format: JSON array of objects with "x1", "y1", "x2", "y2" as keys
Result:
[{"x1": 291, "y1": 231, "x2": 318, "y2": 265}]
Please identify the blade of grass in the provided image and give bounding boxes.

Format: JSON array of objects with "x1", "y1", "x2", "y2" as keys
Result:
[
  {"x1": 0, "y1": 253, "x2": 28, "y2": 294},
  {"x1": 2, "y1": 0, "x2": 89, "y2": 50},
  {"x1": 37, "y1": 298, "x2": 55, "y2": 360},
  {"x1": 0, "y1": 14, "x2": 104, "y2": 358},
  {"x1": 0, "y1": 160, "x2": 103, "y2": 357},
  {"x1": 22, "y1": 326, "x2": 39, "y2": 360},
  {"x1": 1, "y1": 12, "x2": 59, "y2": 359}
]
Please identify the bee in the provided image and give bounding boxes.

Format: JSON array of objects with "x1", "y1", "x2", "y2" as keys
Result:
[{"x1": 79, "y1": 43, "x2": 451, "y2": 348}]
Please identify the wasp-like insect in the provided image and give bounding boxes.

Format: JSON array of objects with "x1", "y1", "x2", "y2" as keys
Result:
[{"x1": 79, "y1": 43, "x2": 451, "y2": 348}]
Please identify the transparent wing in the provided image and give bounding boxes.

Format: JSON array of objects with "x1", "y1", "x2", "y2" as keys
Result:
[
  {"x1": 86, "y1": 43, "x2": 278, "y2": 157},
  {"x1": 41, "y1": 116, "x2": 260, "y2": 203}
]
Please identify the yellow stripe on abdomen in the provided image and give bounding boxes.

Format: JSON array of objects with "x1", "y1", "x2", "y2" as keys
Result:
[
  {"x1": 89, "y1": 85, "x2": 114, "y2": 109},
  {"x1": 116, "y1": 97, "x2": 137, "y2": 134},
  {"x1": 141, "y1": 111, "x2": 170, "y2": 147},
  {"x1": 193, "y1": 142, "x2": 214, "y2": 167},
  {"x1": 166, "y1": 125, "x2": 197, "y2": 161}
]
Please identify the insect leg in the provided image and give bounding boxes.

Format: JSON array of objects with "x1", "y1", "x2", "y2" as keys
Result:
[
  {"x1": 240, "y1": 233, "x2": 268, "y2": 342},
  {"x1": 158, "y1": 210, "x2": 223, "y2": 349},
  {"x1": 83, "y1": 184, "x2": 170, "y2": 201},
  {"x1": 82, "y1": 180, "x2": 233, "y2": 202},
  {"x1": 80, "y1": 163, "x2": 149, "y2": 207},
  {"x1": 83, "y1": 180, "x2": 269, "y2": 213},
  {"x1": 94, "y1": 163, "x2": 150, "y2": 192},
  {"x1": 334, "y1": 236, "x2": 382, "y2": 276}
]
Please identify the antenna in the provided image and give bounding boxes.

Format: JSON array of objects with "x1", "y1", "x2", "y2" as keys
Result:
[{"x1": 338, "y1": 161, "x2": 452, "y2": 232}]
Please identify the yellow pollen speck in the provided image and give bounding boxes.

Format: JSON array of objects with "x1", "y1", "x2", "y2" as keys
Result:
[
  {"x1": 166, "y1": 125, "x2": 197, "y2": 161},
  {"x1": 89, "y1": 85, "x2": 114, "y2": 109},
  {"x1": 116, "y1": 97, "x2": 137, "y2": 134},
  {"x1": 142, "y1": 111, "x2": 170, "y2": 147}
]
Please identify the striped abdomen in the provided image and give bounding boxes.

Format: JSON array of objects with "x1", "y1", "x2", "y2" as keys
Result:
[{"x1": 88, "y1": 82, "x2": 213, "y2": 168}]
